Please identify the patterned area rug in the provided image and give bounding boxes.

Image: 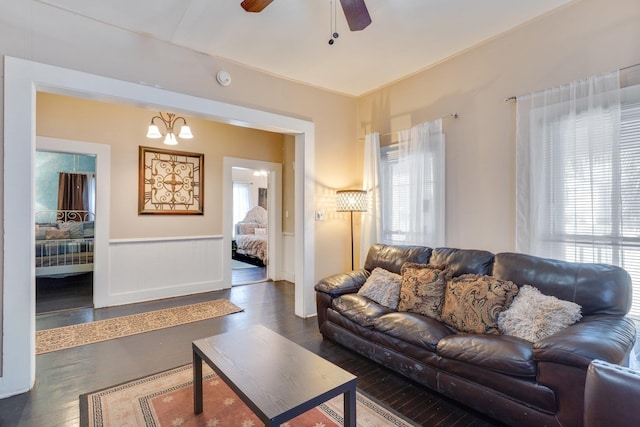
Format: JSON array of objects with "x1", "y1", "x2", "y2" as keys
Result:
[
  {"x1": 37, "y1": 299, "x2": 243, "y2": 355},
  {"x1": 80, "y1": 364, "x2": 419, "y2": 427}
]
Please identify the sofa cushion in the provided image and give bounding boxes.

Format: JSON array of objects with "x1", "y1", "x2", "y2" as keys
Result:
[
  {"x1": 357, "y1": 267, "x2": 402, "y2": 309},
  {"x1": 364, "y1": 243, "x2": 432, "y2": 274},
  {"x1": 499, "y1": 285, "x2": 582, "y2": 342},
  {"x1": 398, "y1": 263, "x2": 451, "y2": 320},
  {"x1": 430, "y1": 247, "x2": 495, "y2": 277},
  {"x1": 441, "y1": 274, "x2": 519, "y2": 334},
  {"x1": 437, "y1": 334, "x2": 536, "y2": 377},
  {"x1": 332, "y1": 294, "x2": 394, "y2": 328},
  {"x1": 374, "y1": 312, "x2": 455, "y2": 352}
]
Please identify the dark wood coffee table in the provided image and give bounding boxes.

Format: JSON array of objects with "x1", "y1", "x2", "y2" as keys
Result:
[{"x1": 192, "y1": 324, "x2": 357, "y2": 426}]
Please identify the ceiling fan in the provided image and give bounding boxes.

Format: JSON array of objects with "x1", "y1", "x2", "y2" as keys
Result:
[{"x1": 240, "y1": 0, "x2": 372, "y2": 31}]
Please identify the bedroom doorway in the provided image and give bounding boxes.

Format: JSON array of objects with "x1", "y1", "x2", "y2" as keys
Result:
[
  {"x1": 231, "y1": 166, "x2": 268, "y2": 285},
  {"x1": 35, "y1": 148, "x2": 97, "y2": 314}
]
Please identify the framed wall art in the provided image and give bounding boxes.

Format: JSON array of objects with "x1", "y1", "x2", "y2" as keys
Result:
[{"x1": 138, "y1": 146, "x2": 204, "y2": 215}]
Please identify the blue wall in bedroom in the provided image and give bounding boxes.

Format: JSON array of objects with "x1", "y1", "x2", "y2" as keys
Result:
[{"x1": 35, "y1": 151, "x2": 96, "y2": 212}]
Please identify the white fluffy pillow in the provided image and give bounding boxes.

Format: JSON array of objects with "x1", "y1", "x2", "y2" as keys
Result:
[
  {"x1": 498, "y1": 285, "x2": 582, "y2": 342},
  {"x1": 357, "y1": 267, "x2": 403, "y2": 310}
]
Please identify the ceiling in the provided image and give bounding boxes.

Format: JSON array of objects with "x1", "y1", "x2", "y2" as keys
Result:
[{"x1": 36, "y1": 0, "x2": 573, "y2": 96}]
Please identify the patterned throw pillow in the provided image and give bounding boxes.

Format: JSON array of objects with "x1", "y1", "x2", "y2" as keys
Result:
[
  {"x1": 45, "y1": 228, "x2": 71, "y2": 240},
  {"x1": 59, "y1": 221, "x2": 84, "y2": 239},
  {"x1": 357, "y1": 267, "x2": 403, "y2": 309},
  {"x1": 398, "y1": 263, "x2": 451, "y2": 320},
  {"x1": 441, "y1": 274, "x2": 519, "y2": 334},
  {"x1": 498, "y1": 285, "x2": 582, "y2": 342}
]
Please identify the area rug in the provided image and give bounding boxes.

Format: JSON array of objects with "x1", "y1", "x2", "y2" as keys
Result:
[
  {"x1": 80, "y1": 364, "x2": 419, "y2": 427},
  {"x1": 36, "y1": 299, "x2": 243, "y2": 355},
  {"x1": 231, "y1": 259, "x2": 259, "y2": 270}
]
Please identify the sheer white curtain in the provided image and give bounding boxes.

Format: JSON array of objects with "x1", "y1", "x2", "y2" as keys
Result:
[
  {"x1": 373, "y1": 119, "x2": 445, "y2": 247},
  {"x1": 516, "y1": 71, "x2": 621, "y2": 258},
  {"x1": 360, "y1": 132, "x2": 381, "y2": 266},
  {"x1": 517, "y1": 70, "x2": 640, "y2": 319},
  {"x1": 232, "y1": 182, "x2": 251, "y2": 237},
  {"x1": 393, "y1": 119, "x2": 445, "y2": 246}
]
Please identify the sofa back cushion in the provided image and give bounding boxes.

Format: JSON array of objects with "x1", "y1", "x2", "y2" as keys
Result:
[
  {"x1": 492, "y1": 252, "x2": 632, "y2": 316},
  {"x1": 364, "y1": 243, "x2": 432, "y2": 274},
  {"x1": 430, "y1": 247, "x2": 495, "y2": 277}
]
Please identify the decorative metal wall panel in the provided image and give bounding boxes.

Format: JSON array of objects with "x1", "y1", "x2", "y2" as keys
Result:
[{"x1": 138, "y1": 146, "x2": 204, "y2": 215}]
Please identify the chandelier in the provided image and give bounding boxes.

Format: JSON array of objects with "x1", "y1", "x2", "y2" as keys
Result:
[{"x1": 146, "y1": 112, "x2": 193, "y2": 145}]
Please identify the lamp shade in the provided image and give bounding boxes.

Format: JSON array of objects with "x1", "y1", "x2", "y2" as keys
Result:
[
  {"x1": 146, "y1": 124, "x2": 162, "y2": 138},
  {"x1": 163, "y1": 133, "x2": 178, "y2": 145},
  {"x1": 336, "y1": 190, "x2": 368, "y2": 212},
  {"x1": 178, "y1": 125, "x2": 193, "y2": 139}
]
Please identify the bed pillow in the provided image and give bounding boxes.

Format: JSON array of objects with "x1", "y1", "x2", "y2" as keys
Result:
[
  {"x1": 357, "y1": 267, "x2": 403, "y2": 309},
  {"x1": 441, "y1": 274, "x2": 519, "y2": 335},
  {"x1": 45, "y1": 229, "x2": 70, "y2": 240},
  {"x1": 498, "y1": 285, "x2": 582, "y2": 342},
  {"x1": 59, "y1": 221, "x2": 84, "y2": 239},
  {"x1": 398, "y1": 263, "x2": 451, "y2": 320},
  {"x1": 83, "y1": 221, "x2": 95, "y2": 238},
  {"x1": 254, "y1": 227, "x2": 267, "y2": 237},
  {"x1": 36, "y1": 223, "x2": 58, "y2": 240}
]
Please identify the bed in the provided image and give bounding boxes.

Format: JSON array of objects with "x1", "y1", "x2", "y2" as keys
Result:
[
  {"x1": 234, "y1": 206, "x2": 268, "y2": 266},
  {"x1": 35, "y1": 210, "x2": 95, "y2": 277}
]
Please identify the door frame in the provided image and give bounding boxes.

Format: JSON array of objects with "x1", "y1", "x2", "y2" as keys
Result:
[
  {"x1": 225, "y1": 158, "x2": 283, "y2": 283},
  {"x1": 1, "y1": 56, "x2": 316, "y2": 397},
  {"x1": 35, "y1": 137, "x2": 111, "y2": 309}
]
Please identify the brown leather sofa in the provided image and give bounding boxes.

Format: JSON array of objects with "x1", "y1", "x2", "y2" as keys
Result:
[
  {"x1": 584, "y1": 359, "x2": 640, "y2": 427},
  {"x1": 315, "y1": 244, "x2": 637, "y2": 427}
]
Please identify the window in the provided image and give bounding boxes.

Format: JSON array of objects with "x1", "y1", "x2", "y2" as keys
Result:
[
  {"x1": 232, "y1": 182, "x2": 251, "y2": 237},
  {"x1": 378, "y1": 120, "x2": 445, "y2": 246},
  {"x1": 517, "y1": 71, "x2": 640, "y2": 318}
]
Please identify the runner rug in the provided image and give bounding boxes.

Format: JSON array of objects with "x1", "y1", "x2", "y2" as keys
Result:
[
  {"x1": 36, "y1": 299, "x2": 243, "y2": 355},
  {"x1": 80, "y1": 364, "x2": 419, "y2": 427}
]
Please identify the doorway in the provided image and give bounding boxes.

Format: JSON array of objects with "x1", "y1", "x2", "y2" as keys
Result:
[
  {"x1": 231, "y1": 166, "x2": 269, "y2": 285},
  {"x1": 35, "y1": 150, "x2": 96, "y2": 313}
]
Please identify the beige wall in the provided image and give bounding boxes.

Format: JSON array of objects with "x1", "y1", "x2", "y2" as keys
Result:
[
  {"x1": 357, "y1": 0, "x2": 640, "y2": 254},
  {"x1": 36, "y1": 93, "x2": 285, "y2": 238}
]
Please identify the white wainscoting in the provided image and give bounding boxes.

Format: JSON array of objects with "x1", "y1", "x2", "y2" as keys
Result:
[
  {"x1": 281, "y1": 232, "x2": 295, "y2": 283},
  {"x1": 105, "y1": 235, "x2": 226, "y2": 307}
]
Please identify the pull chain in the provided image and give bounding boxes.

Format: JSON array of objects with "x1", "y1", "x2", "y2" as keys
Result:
[{"x1": 328, "y1": 0, "x2": 339, "y2": 45}]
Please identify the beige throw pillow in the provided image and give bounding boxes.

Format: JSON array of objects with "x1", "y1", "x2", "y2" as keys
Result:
[
  {"x1": 398, "y1": 263, "x2": 451, "y2": 320},
  {"x1": 357, "y1": 267, "x2": 403, "y2": 309},
  {"x1": 498, "y1": 285, "x2": 582, "y2": 342},
  {"x1": 441, "y1": 274, "x2": 519, "y2": 335},
  {"x1": 45, "y1": 228, "x2": 71, "y2": 240}
]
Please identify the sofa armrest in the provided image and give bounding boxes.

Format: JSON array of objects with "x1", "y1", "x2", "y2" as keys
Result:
[
  {"x1": 315, "y1": 270, "x2": 369, "y2": 330},
  {"x1": 533, "y1": 315, "x2": 636, "y2": 368},
  {"x1": 314, "y1": 269, "x2": 370, "y2": 297},
  {"x1": 584, "y1": 360, "x2": 640, "y2": 427}
]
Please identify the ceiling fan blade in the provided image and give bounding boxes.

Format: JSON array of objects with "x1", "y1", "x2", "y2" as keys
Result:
[
  {"x1": 339, "y1": 0, "x2": 372, "y2": 31},
  {"x1": 240, "y1": 0, "x2": 274, "y2": 13}
]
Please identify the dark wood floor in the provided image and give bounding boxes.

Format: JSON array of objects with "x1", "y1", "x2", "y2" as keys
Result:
[
  {"x1": 1, "y1": 281, "x2": 505, "y2": 427},
  {"x1": 232, "y1": 263, "x2": 267, "y2": 286},
  {"x1": 36, "y1": 273, "x2": 94, "y2": 314}
]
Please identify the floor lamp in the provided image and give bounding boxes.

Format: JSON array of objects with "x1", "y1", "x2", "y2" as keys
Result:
[{"x1": 336, "y1": 190, "x2": 368, "y2": 270}]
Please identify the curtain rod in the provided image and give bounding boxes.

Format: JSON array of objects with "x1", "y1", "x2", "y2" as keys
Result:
[
  {"x1": 504, "y1": 63, "x2": 640, "y2": 102},
  {"x1": 361, "y1": 113, "x2": 459, "y2": 140}
]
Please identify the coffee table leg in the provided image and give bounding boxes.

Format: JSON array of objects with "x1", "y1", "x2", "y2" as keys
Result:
[
  {"x1": 193, "y1": 349, "x2": 203, "y2": 414},
  {"x1": 343, "y1": 384, "x2": 356, "y2": 427}
]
